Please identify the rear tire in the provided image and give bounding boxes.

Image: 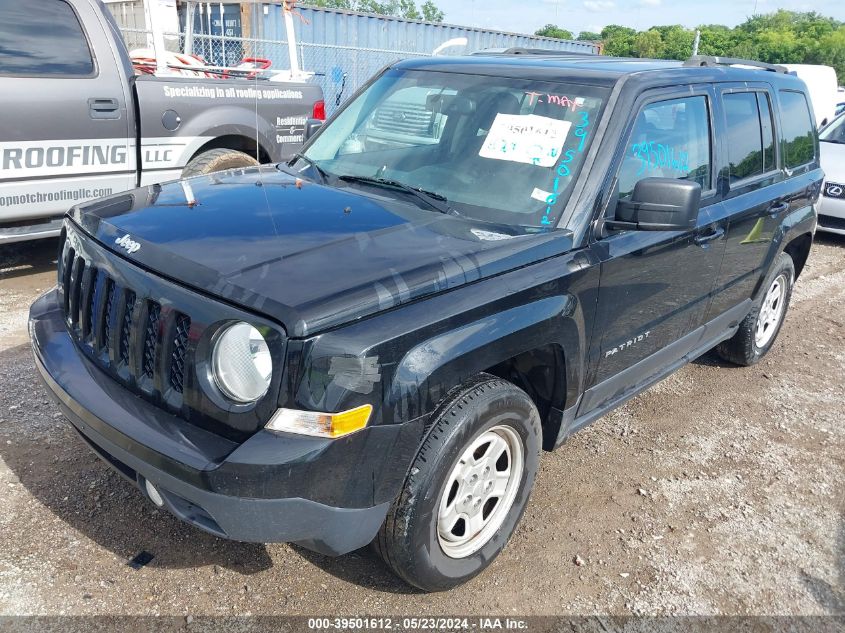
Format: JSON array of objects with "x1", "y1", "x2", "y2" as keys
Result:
[
  {"x1": 374, "y1": 373, "x2": 541, "y2": 592},
  {"x1": 716, "y1": 252, "x2": 795, "y2": 366},
  {"x1": 181, "y1": 148, "x2": 259, "y2": 177}
]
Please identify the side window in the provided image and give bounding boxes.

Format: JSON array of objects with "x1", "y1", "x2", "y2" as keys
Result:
[
  {"x1": 0, "y1": 0, "x2": 94, "y2": 76},
  {"x1": 618, "y1": 96, "x2": 711, "y2": 199},
  {"x1": 758, "y1": 93, "x2": 776, "y2": 172},
  {"x1": 779, "y1": 91, "x2": 816, "y2": 170},
  {"x1": 723, "y1": 91, "x2": 776, "y2": 184}
]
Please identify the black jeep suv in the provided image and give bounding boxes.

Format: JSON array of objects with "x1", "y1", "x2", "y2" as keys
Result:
[{"x1": 30, "y1": 53, "x2": 822, "y2": 591}]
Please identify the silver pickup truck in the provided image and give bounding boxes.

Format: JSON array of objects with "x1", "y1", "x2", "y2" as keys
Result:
[{"x1": 0, "y1": 0, "x2": 324, "y2": 243}]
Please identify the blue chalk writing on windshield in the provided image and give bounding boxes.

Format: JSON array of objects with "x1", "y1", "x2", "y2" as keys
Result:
[
  {"x1": 538, "y1": 114, "x2": 591, "y2": 227},
  {"x1": 574, "y1": 111, "x2": 590, "y2": 153},
  {"x1": 540, "y1": 151, "x2": 575, "y2": 224}
]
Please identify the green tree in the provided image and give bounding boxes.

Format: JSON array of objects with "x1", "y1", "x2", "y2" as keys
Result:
[
  {"x1": 577, "y1": 31, "x2": 602, "y2": 42},
  {"x1": 813, "y1": 27, "x2": 845, "y2": 82},
  {"x1": 696, "y1": 25, "x2": 735, "y2": 57},
  {"x1": 397, "y1": 0, "x2": 421, "y2": 20},
  {"x1": 652, "y1": 25, "x2": 695, "y2": 60},
  {"x1": 309, "y1": 0, "x2": 353, "y2": 7},
  {"x1": 633, "y1": 29, "x2": 665, "y2": 58},
  {"x1": 421, "y1": 0, "x2": 444, "y2": 22},
  {"x1": 593, "y1": 10, "x2": 845, "y2": 83},
  {"x1": 601, "y1": 25, "x2": 637, "y2": 57},
  {"x1": 534, "y1": 24, "x2": 574, "y2": 40}
]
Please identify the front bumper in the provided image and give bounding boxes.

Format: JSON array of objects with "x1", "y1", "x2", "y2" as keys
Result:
[
  {"x1": 818, "y1": 188, "x2": 845, "y2": 235},
  {"x1": 29, "y1": 288, "x2": 416, "y2": 556}
]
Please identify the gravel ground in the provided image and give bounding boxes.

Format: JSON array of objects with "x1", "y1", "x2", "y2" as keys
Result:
[{"x1": 0, "y1": 235, "x2": 843, "y2": 619}]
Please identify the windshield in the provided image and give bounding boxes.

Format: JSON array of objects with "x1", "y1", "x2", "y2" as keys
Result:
[
  {"x1": 820, "y1": 113, "x2": 845, "y2": 144},
  {"x1": 300, "y1": 68, "x2": 608, "y2": 229}
]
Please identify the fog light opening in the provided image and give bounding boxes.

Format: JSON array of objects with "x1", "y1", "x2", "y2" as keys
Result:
[{"x1": 144, "y1": 479, "x2": 164, "y2": 507}]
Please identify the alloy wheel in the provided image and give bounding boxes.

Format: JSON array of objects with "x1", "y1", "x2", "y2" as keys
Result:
[{"x1": 437, "y1": 425, "x2": 524, "y2": 559}]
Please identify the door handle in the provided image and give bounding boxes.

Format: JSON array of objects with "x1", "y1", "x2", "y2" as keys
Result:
[
  {"x1": 88, "y1": 97, "x2": 120, "y2": 120},
  {"x1": 768, "y1": 201, "x2": 789, "y2": 217},
  {"x1": 693, "y1": 227, "x2": 725, "y2": 246}
]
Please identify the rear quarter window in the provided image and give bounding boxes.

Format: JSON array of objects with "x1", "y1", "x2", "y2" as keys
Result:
[
  {"x1": 779, "y1": 90, "x2": 816, "y2": 170},
  {"x1": 0, "y1": 0, "x2": 94, "y2": 77}
]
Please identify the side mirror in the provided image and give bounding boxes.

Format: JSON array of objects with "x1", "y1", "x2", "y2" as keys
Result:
[
  {"x1": 304, "y1": 118, "x2": 323, "y2": 140},
  {"x1": 607, "y1": 178, "x2": 701, "y2": 231}
]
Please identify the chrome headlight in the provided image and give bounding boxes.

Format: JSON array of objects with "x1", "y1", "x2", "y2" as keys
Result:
[{"x1": 211, "y1": 322, "x2": 272, "y2": 403}]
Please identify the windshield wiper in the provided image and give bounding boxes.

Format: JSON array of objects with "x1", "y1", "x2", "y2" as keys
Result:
[
  {"x1": 286, "y1": 153, "x2": 330, "y2": 184},
  {"x1": 338, "y1": 175, "x2": 456, "y2": 215}
]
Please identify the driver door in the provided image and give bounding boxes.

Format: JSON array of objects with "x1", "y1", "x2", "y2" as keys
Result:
[{"x1": 579, "y1": 88, "x2": 729, "y2": 415}]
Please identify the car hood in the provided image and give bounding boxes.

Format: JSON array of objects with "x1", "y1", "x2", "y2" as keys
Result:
[
  {"x1": 72, "y1": 166, "x2": 573, "y2": 337},
  {"x1": 820, "y1": 141, "x2": 845, "y2": 181}
]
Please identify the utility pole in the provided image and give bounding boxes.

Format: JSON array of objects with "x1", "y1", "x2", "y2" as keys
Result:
[{"x1": 692, "y1": 29, "x2": 700, "y2": 56}]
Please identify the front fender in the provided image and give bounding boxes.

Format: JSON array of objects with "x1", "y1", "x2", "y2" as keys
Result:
[
  {"x1": 286, "y1": 249, "x2": 600, "y2": 429},
  {"x1": 389, "y1": 295, "x2": 576, "y2": 420}
]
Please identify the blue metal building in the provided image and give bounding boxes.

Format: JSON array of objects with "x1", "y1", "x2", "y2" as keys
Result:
[{"x1": 253, "y1": 5, "x2": 598, "y2": 112}]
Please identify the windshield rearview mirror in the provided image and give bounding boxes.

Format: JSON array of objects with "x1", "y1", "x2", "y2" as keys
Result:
[
  {"x1": 442, "y1": 95, "x2": 475, "y2": 117},
  {"x1": 608, "y1": 178, "x2": 701, "y2": 231},
  {"x1": 426, "y1": 93, "x2": 451, "y2": 111},
  {"x1": 425, "y1": 93, "x2": 475, "y2": 116}
]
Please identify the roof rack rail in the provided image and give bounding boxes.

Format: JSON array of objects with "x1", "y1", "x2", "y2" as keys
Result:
[
  {"x1": 501, "y1": 47, "x2": 594, "y2": 56},
  {"x1": 684, "y1": 55, "x2": 789, "y2": 74}
]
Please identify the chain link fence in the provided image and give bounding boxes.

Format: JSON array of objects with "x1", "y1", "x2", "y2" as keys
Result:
[{"x1": 119, "y1": 27, "x2": 430, "y2": 114}]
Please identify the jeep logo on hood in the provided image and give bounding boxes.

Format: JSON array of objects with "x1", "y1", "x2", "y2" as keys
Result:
[{"x1": 115, "y1": 234, "x2": 141, "y2": 254}]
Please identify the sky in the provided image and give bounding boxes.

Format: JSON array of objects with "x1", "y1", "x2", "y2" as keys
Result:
[{"x1": 436, "y1": 0, "x2": 845, "y2": 37}]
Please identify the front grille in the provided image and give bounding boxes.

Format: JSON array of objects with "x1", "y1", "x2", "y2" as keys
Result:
[
  {"x1": 819, "y1": 214, "x2": 845, "y2": 231},
  {"x1": 119, "y1": 291, "x2": 136, "y2": 365},
  {"x1": 55, "y1": 225, "x2": 285, "y2": 441},
  {"x1": 101, "y1": 279, "x2": 115, "y2": 353},
  {"x1": 58, "y1": 242, "x2": 192, "y2": 400},
  {"x1": 69, "y1": 257, "x2": 85, "y2": 327},
  {"x1": 142, "y1": 301, "x2": 161, "y2": 379},
  {"x1": 170, "y1": 314, "x2": 191, "y2": 394},
  {"x1": 85, "y1": 268, "x2": 100, "y2": 339}
]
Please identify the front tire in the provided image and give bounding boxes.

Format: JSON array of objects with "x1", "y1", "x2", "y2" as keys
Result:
[
  {"x1": 716, "y1": 252, "x2": 795, "y2": 366},
  {"x1": 375, "y1": 374, "x2": 541, "y2": 592},
  {"x1": 181, "y1": 148, "x2": 259, "y2": 178}
]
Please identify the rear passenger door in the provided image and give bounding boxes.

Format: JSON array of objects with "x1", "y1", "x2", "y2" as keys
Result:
[
  {"x1": 0, "y1": 0, "x2": 135, "y2": 226},
  {"x1": 706, "y1": 84, "x2": 783, "y2": 319},
  {"x1": 707, "y1": 84, "x2": 819, "y2": 319}
]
